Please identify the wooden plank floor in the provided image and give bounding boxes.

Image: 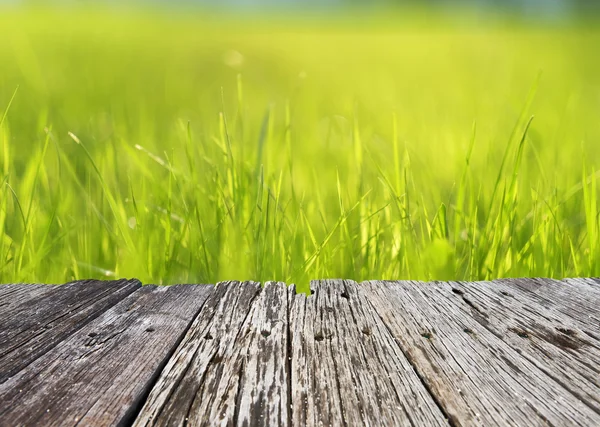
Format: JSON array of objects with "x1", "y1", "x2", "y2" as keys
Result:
[{"x1": 0, "y1": 278, "x2": 598, "y2": 426}]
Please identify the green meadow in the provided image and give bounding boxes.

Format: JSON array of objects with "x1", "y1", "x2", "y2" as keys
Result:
[{"x1": 1, "y1": 8, "x2": 599, "y2": 292}]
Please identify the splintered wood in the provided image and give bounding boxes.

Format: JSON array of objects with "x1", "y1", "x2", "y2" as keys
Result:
[
  {"x1": 133, "y1": 281, "x2": 290, "y2": 427},
  {"x1": 0, "y1": 277, "x2": 599, "y2": 426}
]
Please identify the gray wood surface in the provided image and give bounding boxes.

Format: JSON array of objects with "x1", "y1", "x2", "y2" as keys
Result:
[
  {"x1": 447, "y1": 278, "x2": 600, "y2": 416},
  {"x1": 289, "y1": 279, "x2": 449, "y2": 426},
  {"x1": 497, "y1": 277, "x2": 600, "y2": 333},
  {"x1": 362, "y1": 280, "x2": 600, "y2": 426},
  {"x1": 0, "y1": 284, "x2": 212, "y2": 426},
  {"x1": 1, "y1": 277, "x2": 599, "y2": 426},
  {"x1": 0, "y1": 283, "x2": 54, "y2": 315},
  {"x1": 134, "y1": 280, "x2": 289, "y2": 427},
  {"x1": 0, "y1": 279, "x2": 140, "y2": 383}
]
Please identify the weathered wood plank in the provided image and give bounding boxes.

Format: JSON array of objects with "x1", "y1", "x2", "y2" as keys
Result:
[
  {"x1": 289, "y1": 279, "x2": 448, "y2": 426},
  {"x1": 0, "y1": 279, "x2": 140, "y2": 383},
  {"x1": 0, "y1": 283, "x2": 54, "y2": 315},
  {"x1": 362, "y1": 280, "x2": 600, "y2": 426},
  {"x1": 567, "y1": 277, "x2": 600, "y2": 294},
  {"x1": 446, "y1": 279, "x2": 600, "y2": 416},
  {"x1": 233, "y1": 281, "x2": 290, "y2": 426},
  {"x1": 0, "y1": 278, "x2": 598, "y2": 426},
  {"x1": 0, "y1": 284, "x2": 212, "y2": 427},
  {"x1": 134, "y1": 281, "x2": 289, "y2": 427},
  {"x1": 507, "y1": 277, "x2": 600, "y2": 300},
  {"x1": 495, "y1": 278, "x2": 600, "y2": 333}
]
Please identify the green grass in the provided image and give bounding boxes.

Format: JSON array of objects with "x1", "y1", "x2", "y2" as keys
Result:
[{"x1": 1, "y1": 7, "x2": 600, "y2": 292}]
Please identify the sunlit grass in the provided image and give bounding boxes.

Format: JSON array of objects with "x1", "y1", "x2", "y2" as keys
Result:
[{"x1": 1, "y1": 7, "x2": 599, "y2": 292}]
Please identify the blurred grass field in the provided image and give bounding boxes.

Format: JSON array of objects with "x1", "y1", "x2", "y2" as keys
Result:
[{"x1": 1, "y1": 7, "x2": 599, "y2": 292}]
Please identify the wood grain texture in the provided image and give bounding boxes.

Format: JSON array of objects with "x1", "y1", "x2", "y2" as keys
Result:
[
  {"x1": 563, "y1": 277, "x2": 600, "y2": 297},
  {"x1": 0, "y1": 279, "x2": 140, "y2": 383},
  {"x1": 289, "y1": 279, "x2": 448, "y2": 427},
  {"x1": 0, "y1": 284, "x2": 212, "y2": 427},
  {"x1": 446, "y1": 279, "x2": 600, "y2": 417},
  {"x1": 0, "y1": 283, "x2": 54, "y2": 315},
  {"x1": 495, "y1": 277, "x2": 600, "y2": 333},
  {"x1": 1, "y1": 278, "x2": 599, "y2": 426},
  {"x1": 362, "y1": 280, "x2": 600, "y2": 426},
  {"x1": 134, "y1": 281, "x2": 289, "y2": 427}
]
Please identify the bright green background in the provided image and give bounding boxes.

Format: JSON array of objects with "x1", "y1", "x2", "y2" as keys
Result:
[{"x1": 1, "y1": 9, "x2": 599, "y2": 292}]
